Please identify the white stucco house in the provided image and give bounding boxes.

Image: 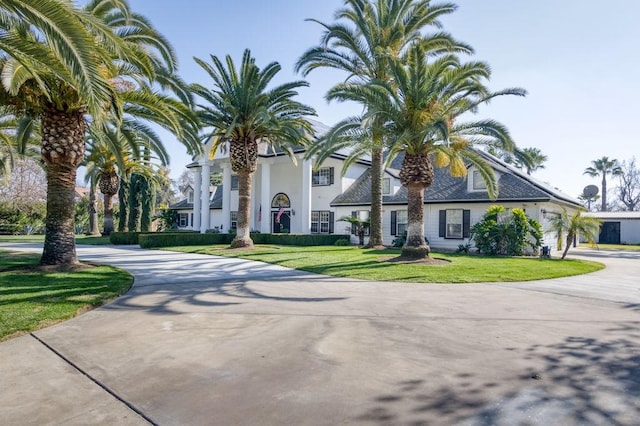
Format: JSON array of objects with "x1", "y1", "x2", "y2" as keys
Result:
[{"x1": 170, "y1": 120, "x2": 583, "y2": 251}]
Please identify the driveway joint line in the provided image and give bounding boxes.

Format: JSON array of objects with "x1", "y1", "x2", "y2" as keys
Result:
[
  {"x1": 29, "y1": 332, "x2": 157, "y2": 426},
  {"x1": 489, "y1": 282, "x2": 640, "y2": 305}
]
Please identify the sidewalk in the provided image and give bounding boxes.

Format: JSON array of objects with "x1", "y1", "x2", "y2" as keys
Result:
[{"x1": 1, "y1": 244, "x2": 639, "y2": 425}]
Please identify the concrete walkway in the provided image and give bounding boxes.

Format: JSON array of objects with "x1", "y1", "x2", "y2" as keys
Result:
[{"x1": 1, "y1": 243, "x2": 639, "y2": 425}]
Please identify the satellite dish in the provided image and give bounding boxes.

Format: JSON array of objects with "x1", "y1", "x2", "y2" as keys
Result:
[{"x1": 583, "y1": 185, "x2": 599, "y2": 198}]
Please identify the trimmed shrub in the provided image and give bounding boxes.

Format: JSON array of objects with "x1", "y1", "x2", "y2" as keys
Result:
[
  {"x1": 470, "y1": 205, "x2": 542, "y2": 256},
  {"x1": 137, "y1": 232, "x2": 351, "y2": 248},
  {"x1": 109, "y1": 232, "x2": 140, "y2": 245}
]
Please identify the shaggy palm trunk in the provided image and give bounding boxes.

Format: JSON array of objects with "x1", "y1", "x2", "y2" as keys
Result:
[
  {"x1": 230, "y1": 137, "x2": 257, "y2": 248},
  {"x1": 99, "y1": 173, "x2": 119, "y2": 236},
  {"x1": 366, "y1": 143, "x2": 384, "y2": 248},
  {"x1": 40, "y1": 110, "x2": 85, "y2": 267},
  {"x1": 117, "y1": 174, "x2": 129, "y2": 231},
  {"x1": 87, "y1": 178, "x2": 100, "y2": 235},
  {"x1": 399, "y1": 153, "x2": 432, "y2": 259}
]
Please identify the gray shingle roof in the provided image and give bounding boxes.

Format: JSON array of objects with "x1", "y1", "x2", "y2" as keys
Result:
[
  {"x1": 170, "y1": 186, "x2": 224, "y2": 210},
  {"x1": 331, "y1": 151, "x2": 582, "y2": 207}
]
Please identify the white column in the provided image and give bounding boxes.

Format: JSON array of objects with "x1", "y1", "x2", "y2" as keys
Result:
[
  {"x1": 260, "y1": 163, "x2": 271, "y2": 233},
  {"x1": 301, "y1": 158, "x2": 312, "y2": 234},
  {"x1": 200, "y1": 163, "x2": 210, "y2": 233},
  {"x1": 222, "y1": 165, "x2": 231, "y2": 232},
  {"x1": 193, "y1": 167, "x2": 202, "y2": 231}
]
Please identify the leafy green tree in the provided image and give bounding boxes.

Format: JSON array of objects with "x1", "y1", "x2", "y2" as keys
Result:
[
  {"x1": 193, "y1": 49, "x2": 315, "y2": 248},
  {"x1": 584, "y1": 156, "x2": 622, "y2": 212},
  {"x1": 546, "y1": 208, "x2": 601, "y2": 259},
  {"x1": 338, "y1": 44, "x2": 523, "y2": 258},
  {"x1": 297, "y1": 0, "x2": 470, "y2": 248}
]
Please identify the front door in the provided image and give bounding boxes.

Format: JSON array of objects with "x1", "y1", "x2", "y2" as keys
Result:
[
  {"x1": 272, "y1": 210, "x2": 291, "y2": 233},
  {"x1": 599, "y1": 221, "x2": 620, "y2": 244}
]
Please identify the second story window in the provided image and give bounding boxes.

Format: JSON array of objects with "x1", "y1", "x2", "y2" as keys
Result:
[
  {"x1": 231, "y1": 174, "x2": 239, "y2": 190},
  {"x1": 382, "y1": 178, "x2": 391, "y2": 195},
  {"x1": 312, "y1": 167, "x2": 334, "y2": 186}
]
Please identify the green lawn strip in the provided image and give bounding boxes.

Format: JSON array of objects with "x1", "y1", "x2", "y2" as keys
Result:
[
  {"x1": 161, "y1": 245, "x2": 604, "y2": 283},
  {"x1": 0, "y1": 251, "x2": 133, "y2": 341}
]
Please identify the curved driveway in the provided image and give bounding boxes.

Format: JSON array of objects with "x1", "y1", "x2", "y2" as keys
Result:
[{"x1": 1, "y1": 244, "x2": 639, "y2": 425}]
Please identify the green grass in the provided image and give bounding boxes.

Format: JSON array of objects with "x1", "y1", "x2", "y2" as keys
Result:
[
  {"x1": 162, "y1": 245, "x2": 604, "y2": 283},
  {"x1": 0, "y1": 251, "x2": 132, "y2": 341},
  {"x1": 0, "y1": 234, "x2": 111, "y2": 245}
]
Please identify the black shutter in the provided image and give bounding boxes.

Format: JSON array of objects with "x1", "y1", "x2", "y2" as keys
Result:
[
  {"x1": 190, "y1": 213, "x2": 193, "y2": 227},
  {"x1": 463, "y1": 210, "x2": 471, "y2": 238},
  {"x1": 390, "y1": 211, "x2": 397, "y2": 236},
  {"x1": 351, "y1": 211, "x2": 357, "y2": 235},
  {"x1": 329, "y1": 167, "x2": 335, "y2": 185},
  {"x1": 439, "y1": 210, "x2": 446, "y2": 237},
  {"x1": 329, "y1": 211, "x2": 335, "y2": 233}
]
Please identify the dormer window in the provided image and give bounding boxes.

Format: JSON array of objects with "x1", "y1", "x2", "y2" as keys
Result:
[
  {"x1": 382, "y1": 178, "x2": 391, "y2": 195},
  {"x1": 472, "y1": 170, "x2": 487, "y2": 190},
  {"x1": 187, "y1": 190, "x2": 194, "y2": 203},
  {"x1": 231, "y1": 174, "x2": 239, "y2": 190}
]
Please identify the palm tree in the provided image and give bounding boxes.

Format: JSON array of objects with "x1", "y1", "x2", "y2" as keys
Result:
[
  {"x1": 349, "y1": 45, "x2": 524, "y2": 258},
  {"x1": 547, "y1": 208, "x2": 601, "y2": 259},
  {"x1": 515, "y1": 147, "x2": 547, "y2": 175},
  {"x1": 296, "y1": 0, "x2": 471, "y2": 249},
  {"x1": 584, "y1": 156, "x2": 622, "y2": 212},
  {"x1": 1, "y1": 0, "x2": 198, "y2": 267},
  {"x1": 192, "y1": 49, "x2": 315, "y2": 248},
  {"x1": 338, "y1": 215, "x2": 370, "y2": 246}
]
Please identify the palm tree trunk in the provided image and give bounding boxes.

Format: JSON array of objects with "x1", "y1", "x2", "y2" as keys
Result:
[
  {"x1": 87, "y1": 178, "x2": 100, "y2": 235},
  {"x1": 40, "y1": 109, "x2": 85, "y2": 267},
  {"x1": 601, "y1": 175, "x2": 607, "y2": 211},
  {"x1": 366, "y1": 143, "x2": 384, "y2": 248},
  {"x1": 561, "y1": 232, "x2": 574, "y2": 259},
  {"x1": 231, "y1": 171, "x2": 254, "y2": 248},
  {"x1": 103, "y1": 193, "x2": 114, "y2": 235},
  {"x1": 401, "y1": 183, "x2": 430, "y2": 259}
]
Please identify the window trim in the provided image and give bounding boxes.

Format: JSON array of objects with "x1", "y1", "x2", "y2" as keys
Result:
[
  {"x1": 312, "y1": 167, "x2": 334, "y2": 186},
  {"x1": 382, "y1": 178, "x2": 391, "y2": 195},
  {"x1": 230, "y1": 174, "x2": 239, "y2": 191},
  {"x1": 178, "y1": 213, "x2": 189, "y2": 227},
  {"x1": 230, "y1": 211, "x2": 238, "y2": 230},
  {"x1": 311, "y1": 210, "x2": 334, "y2": 234}
]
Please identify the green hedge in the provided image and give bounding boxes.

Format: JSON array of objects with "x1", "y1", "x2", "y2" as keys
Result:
[
  {"x1": 137, "y1": 232, "x2": 350, "y2": 248},
  {"x1": 109, "y1": 232, "x2": 141, "y2": 245}
]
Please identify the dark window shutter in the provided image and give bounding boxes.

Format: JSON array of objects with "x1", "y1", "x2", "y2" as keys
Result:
[
  {"x1": 329, "y1": 167, "x2": 335, "y2": 185},
  {"x1": 463, "y1": 210, "x2": 471, "y2": 238},
  {"x1": 439, "y1": 210, "x2": 446, "y2": 237},
  {"x1": 351, "y1": 211, "x2": 357, "y2": 234},
  {"x1": 390, "y1": 211, "x2": 397, "y2": 236},
  {"x1": 329, "y1": 211, "x2": 335, "y2": 233},
  {"x1": 190, "y1": 213, "x2": 193, "y2": 227}
]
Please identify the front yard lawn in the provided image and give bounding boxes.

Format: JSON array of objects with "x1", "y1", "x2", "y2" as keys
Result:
[
  {"x1": 162, "y1": 245, "x2": 604, "y2": 283},
  {"x1": 0, "y1": 251, "x2": 132, "y2": 341}
]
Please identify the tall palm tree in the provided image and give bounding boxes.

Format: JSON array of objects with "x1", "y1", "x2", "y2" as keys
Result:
[
  {"x1": 584, "y1": 156, "x2": 622, "y2": 212},
  {"x1": 1, "y1": 0, "x2": 198, "y2": 267},
  {"x1": 193, "y1": 49, "x2": 315, "y2": 248},
  {"x1": 547, "y1": 208, "x2": 601, "y2": 259},
  {"x1": 296, "y1": 0, "x2": 471, "y2": 248},
  {"x1": 515, "y1": 147, "x2": 547, "y2": 175},
  {"x1": 348, "y1": 45, "x2": 524, "y2": 258}
]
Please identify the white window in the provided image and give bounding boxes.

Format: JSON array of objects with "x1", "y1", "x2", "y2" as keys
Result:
[
  {"x1": 231, "y1": 175, "x2": 239, "y2": 190},
  {"x1": 311, "y1": 211, "x2": 331, "y2": 233},
  {"x1": 396, "y1": 210, "x2": 408, "y2": 236},
  {"x1": 472, "y1": 170, "x2": 487, "y2": 190},
  {"x1": 312, "y1": 167, "x2": 333, "y2": 186},
  {"x1": 178, "y1": 213, "x2": 188, "y2": 227},
  {"x1": 187, "y1": 190, "x2": 194, "y2": 203},
  {"x1": 446, "y1": 209, "x2": 463, "y2": 238},
  {"x1": 230, "y1": 211, "x2": 238, "y2": 230},
  {"x1": 382, "y1": 178, "x2": 391, "y2": 195}
]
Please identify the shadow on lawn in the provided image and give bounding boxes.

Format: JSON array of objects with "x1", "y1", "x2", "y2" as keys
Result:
[{"x1": 354, "y1": 326, "x2": 640, "y2": 425}]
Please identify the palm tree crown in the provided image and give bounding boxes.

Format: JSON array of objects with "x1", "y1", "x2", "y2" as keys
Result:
[
  {"x1": 192, "y1": 49, "x2": 315, "y2": 248},
  {"x1": 296, "y1": 0, "x2": 471, "y2": 248}
]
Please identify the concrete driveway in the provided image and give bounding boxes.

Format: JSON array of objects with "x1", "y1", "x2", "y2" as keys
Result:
[{"x1": 1, "y1": 244, "x2": 639, "y2": 425}]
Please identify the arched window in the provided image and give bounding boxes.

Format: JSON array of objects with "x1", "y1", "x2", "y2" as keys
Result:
[{"x1": 271, "y1": 193, "x2": 290, "y2": 208}]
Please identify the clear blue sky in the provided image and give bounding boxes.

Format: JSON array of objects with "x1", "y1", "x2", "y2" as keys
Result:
[{"x1": 128, "y1": 0, "x2": 640, "y2": 200}]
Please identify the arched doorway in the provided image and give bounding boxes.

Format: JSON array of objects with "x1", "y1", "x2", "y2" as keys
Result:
[{"x1": 271, "y1": 193, "x2": 291, "y2": 233}]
